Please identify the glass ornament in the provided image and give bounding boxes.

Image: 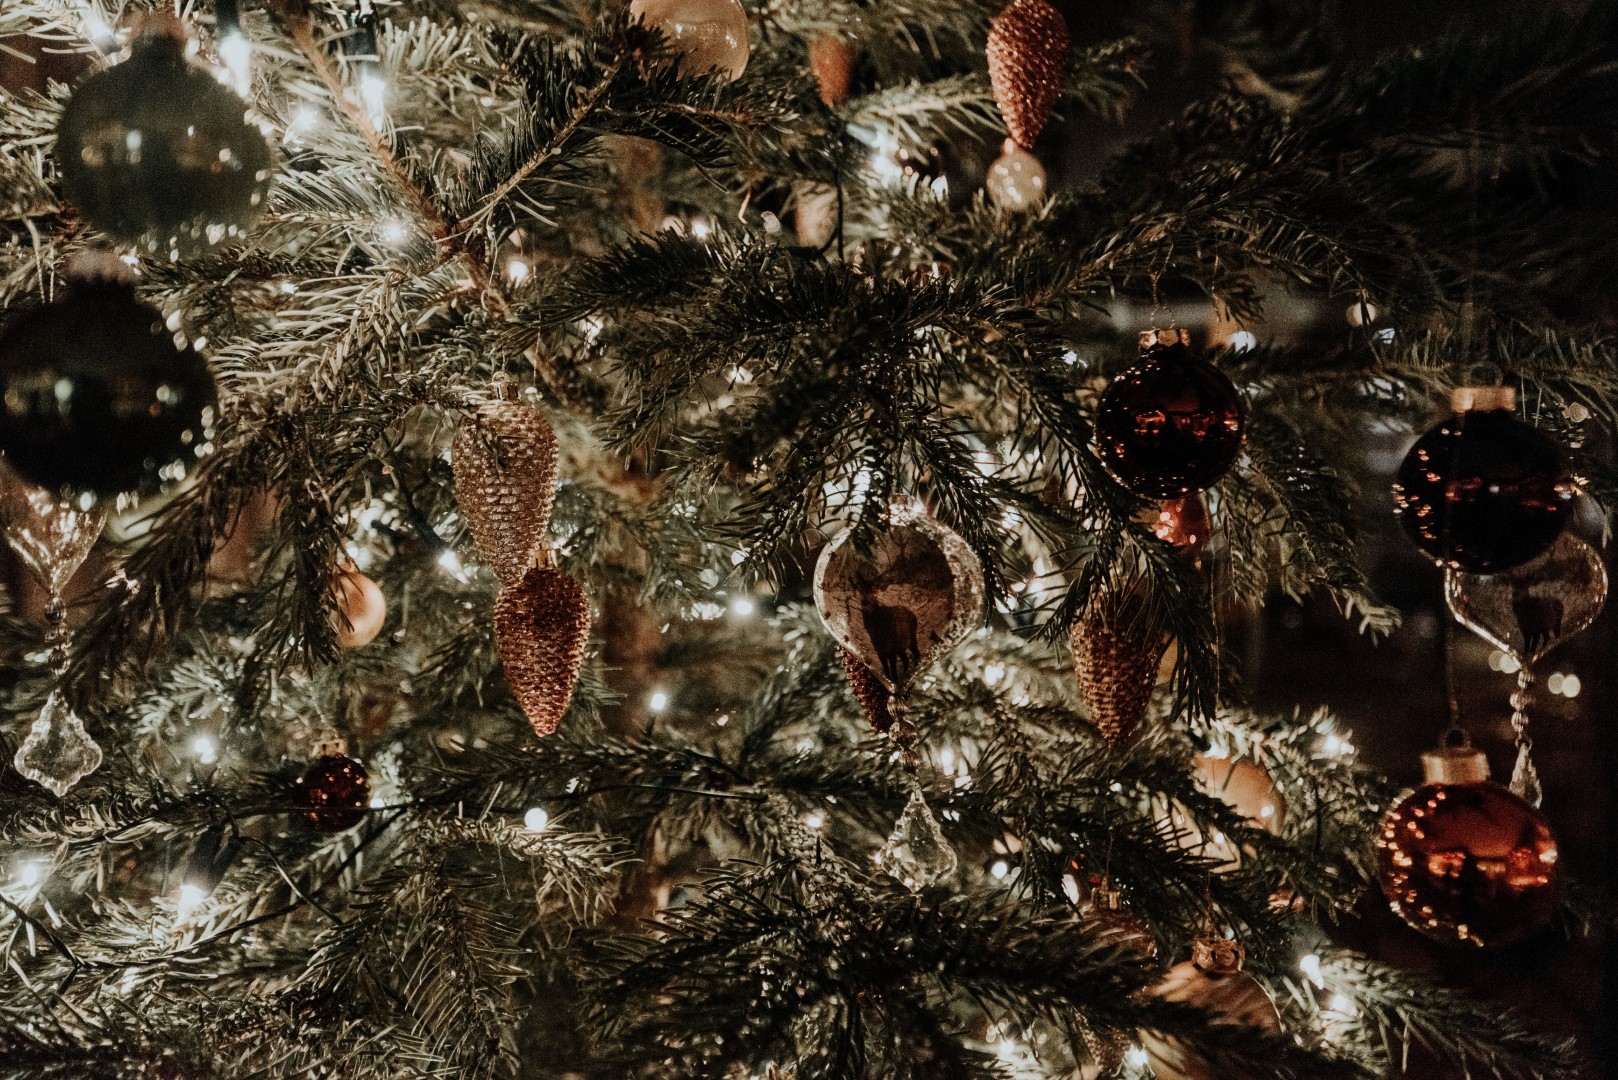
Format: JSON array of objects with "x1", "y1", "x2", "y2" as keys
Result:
[
  {"x1": 56, "y1": 26, "x2": 273, "y2": 256},
  {"x1": 881, "y1": 786, "x2": 957, "y2": 889},
  {"x1": 1147, "y1": 494, "x2": 1212, "y2": 557},
  {"x1": 14, "y1": 690, "x2": 103, "y2": 798},
  {"x1": 1393, "y1": 386, "x2": 1575, "y2": 573},
  {"x1": 629, "y1": 0, "x2": 750, "y2": 81},
  {"x1": 1095, "y1": 329, "x2": 1245, "y2": 499},
  {"x1": 985, "y1": 141, "x2": 1047, "y2": 209},
  {"x1": 1376, "y1": 741, "x2": 1559, "y2": 948},
  {"x1": 813, "y1": 502, "x2": 984, "y2": 698},
  {"x1": 1445, "y1": 532, "x2": 1606, "y2": 805},
  {"x1": 295, "y1": 742, "x2": 371, "y2": 832},
  {"x1": 0, "y1": 270, "x2": 217, "y2": 500},
  {"x1": 1140, "y1": 935, "x2": 1281, "y2": 1080},
  {"x1": 332, "y1": 569, "x2": 387, "y2": 649}
]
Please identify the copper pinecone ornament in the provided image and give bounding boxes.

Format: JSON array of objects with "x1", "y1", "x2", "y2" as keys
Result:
[
  {"x1": 986, "y1": 0, "x2": 1070, "y2": 149},
  {"x1": 840, "y1": 648, "x2": 893, "y2": 733},
  {"x1": 495, "y1": 564, "x2": 590, "y2": 736},
  {"x1": 453, "y1": 398, "x2": 560, "y2": 586},
  {"x1": 809, "y1": 33, "x2": 856, "y2": 107},
  {"x1": 1070, "y1": 595, "x2": 1168, "y2": 748}
]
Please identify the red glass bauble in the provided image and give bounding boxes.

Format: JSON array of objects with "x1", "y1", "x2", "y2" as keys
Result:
[
  {"x1": 294, "y1": 752, "x2": 370, "y2": 832},
  {"x1": 1376, "y1": 773, "x2": 1559, "y2": 948},
  {"x1": 1150, "y1": 495, "x2": 1212, "y2": 556},
  {"x1": 1392, "y1": 389, "x2": 1574, "y2": 573},
  {"x1": 1095, "y1": 330, "x2": 1244, "y2": 499}
]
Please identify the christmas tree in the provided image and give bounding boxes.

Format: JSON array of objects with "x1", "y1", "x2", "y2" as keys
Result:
[{"x1": 0, "y1": 0, "x2": 1610, "y2": 1077}]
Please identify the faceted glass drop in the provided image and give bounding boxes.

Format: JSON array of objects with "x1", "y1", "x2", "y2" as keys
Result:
[
  {"x1": 881, "y1": 788, "x2": 957, "y2": 889},
  {"x1": 14, "y1": 691, "x2": 103, "y2": 797}
]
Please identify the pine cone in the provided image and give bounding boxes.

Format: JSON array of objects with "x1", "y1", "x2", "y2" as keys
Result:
[
  {"x1": 986, "y1": 0, "x2": 1070, "y2": 149},
  {"x1": 453, "y1": 398, "x2": 560, "y2": 586},
  {"x1": 1079, "y1": 1018, "x2": 1132, "y2": 1074},
  {"x1": 809, "y1": 33, "x2": 856, "y2": 107},
  {"x1": 840, "y1": 648, "x2": 893, "y2": 733},
  {"x1": 1070, "y1": 594, "x2": 1167, "y2": 748},
  {"x1": 495, "y1": 565, "x2": 590, "y2": 736}
]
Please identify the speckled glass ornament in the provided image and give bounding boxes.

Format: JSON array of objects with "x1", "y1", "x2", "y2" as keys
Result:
[
  {"x1": 985, "y1": 142, "x2": 1047, "y2": 209},
  {"x1": 1393, "y1": 387, "x2": 1574, "y2": 573},
  {"x1": 1095, "y1": 329, "x2": 1244, "y2": 499},
  {"x1": 295, "y1": 745, "x2": 371, "y2": 832},
  {"x1": 0, "y1": 273, "x2": 216, "y2": 499},
  {"x1": 1376, "y1": 743, "x2": 1559, "y2": 948},
  {"x1": 630, "y1": 0, "x2": 750, "y2": 81},
  {"x1": 813, "y1": 503, "x2": 984, "y2": 697},
  {"x1": 57, "y1": 29, "x2": 273, "y2": 256}
]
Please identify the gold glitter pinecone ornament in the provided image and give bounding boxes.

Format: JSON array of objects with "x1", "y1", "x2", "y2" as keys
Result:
[
  {"x1": 453, "y1": 396, "x2": 560, "y2": 586},
  {"x1": 495, "y1": 562, "x2": 590, "y2": 736},
  {"x1": 1071, "y1": 593, "x2": 1168, "y2": 748},
  {"x1": 840, "y1": 647, "x2": 894, "y2": 734},
  {"x1": 986, "y1": 0, "x2": 1070, "y2": 149}
]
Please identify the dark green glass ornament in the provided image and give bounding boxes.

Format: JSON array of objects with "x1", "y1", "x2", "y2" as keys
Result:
[
  {"x1": 57, "y1": 30, "x2": 273, "y2": 256},
  {"x1": 0, "y1": 272, "x2": 217, "y2": 499}
]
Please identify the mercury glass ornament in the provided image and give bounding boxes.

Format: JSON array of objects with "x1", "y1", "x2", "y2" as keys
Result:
[
  {"x1": 985, "y1": 141, "x2": 1047, "y2": 209},
  {"x1": 0, "y1": 270, "x2": 217, "y2": 499},
  {"x1": 1376, "y1": 741, "x2": 1559, "y2": 948},
  {"x1": 56, "y1": 25, "x2": 273, "y2": 256},
  {"x1": 295, "y1": 741, "x2": 371, "y2": 832},
  {"x1": 1095, "y1": 329, "x2": 1245, "y2": 499},
  {"x1": 630, "y1": 0, "x2": 750, "y2": 81},
  {"x1": 813, "y1": 502, "x2": 984, "y2": 698},
  {"x1": 1393, "y1": 386, "x2": 1575, "y2": 573}
]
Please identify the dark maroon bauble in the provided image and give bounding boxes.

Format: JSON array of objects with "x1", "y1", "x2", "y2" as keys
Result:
[
  {"x1": 1392, "y1": 398, "x2": 1574, "y2": 573},
  {"x1": 1376, "y1": 779, "x2": 1559, "y2": 948},
  {"x1": 1095, "y1": 330, "x2": 1244, "y2": 499},
  {"x1": 294, "y1": 753, "x2": 370, "y2": 832}
]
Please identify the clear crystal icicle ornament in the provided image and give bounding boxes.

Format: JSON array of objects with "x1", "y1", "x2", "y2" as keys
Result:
[{"x1": 2, "y1": 481, "x2": 105, "y2": 796}]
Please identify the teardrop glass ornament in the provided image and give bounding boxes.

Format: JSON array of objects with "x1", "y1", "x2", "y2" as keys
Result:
[
  {"x1": 13, "y1": 690, "x2": 102, "y2": 797},
  {"x1": 1445, "y1": 532, "x2": 1606, "y2": 666},
  {"x1": 881, "y1": 787, "x2": 957, "y2": 889}
]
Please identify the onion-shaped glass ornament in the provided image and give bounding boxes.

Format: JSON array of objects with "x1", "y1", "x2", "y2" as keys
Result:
[
  {"x1": 1376, "y1": 739, "x2": 1559, "y2": 948},
  {"x1": 57, "y1": 21, "x2": 273, "y2": 256},
  {"x1": 1393, "y1": 386, "x2": 1575, "y2": 573},
  {"x1": 0, "y1": 263, "x2": 216, "y2": 499},
  {"x1": 1095, "y1": 329, "x2": 1245, "y2": 499},
  {"x1": 630, "y1": 0, "x2": 750, "y2": 81}
]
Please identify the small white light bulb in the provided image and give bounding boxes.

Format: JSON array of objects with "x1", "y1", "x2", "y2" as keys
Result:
[
  {"x1": 176, "y1": 884, "x2": 207, "y2": 920},
  {"x1": 524, "y1": 807, "x2": 550, "y2": 832},
  {"x1": 191, "y1": 734, "x2": 218, "y2": 765},
  {"x1": 730, "y1": 596, "x2": 755, "y2": 617},
  {"x1": 648, "y1": 690, "x2": 669, "y2": 712}
]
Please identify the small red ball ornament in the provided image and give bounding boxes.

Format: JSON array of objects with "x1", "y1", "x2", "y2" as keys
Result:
[
  {"x1": 295, "y1": 741, "x2": 370, "y2": 832},
  {"x1": 1095, "y1": 329, "x2": 1244, "y2": 499},
  {"x1": 1392, "y1": 386, "x2": 1575, "y2": 573},
  {"x1": 1376, "y1": 739, "x2": 1559, "y2": 948}
]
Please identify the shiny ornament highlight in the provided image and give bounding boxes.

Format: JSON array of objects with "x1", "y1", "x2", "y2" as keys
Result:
[
  {"x1": 1095, "y1": 329, "x2": 1244, "y2": 499},
  {"x1": 0, "y1": 272, "x2": 216, "y2": 499},
  {"x1": 495, "y1": 563, "x2": 591, "y2": 736},
  {"x1": 1393, "y1": 386, "x2": 1574, "y2": 573},
  {"x1": 452, "y1": 395, "x2": 560, "y2": 586},
  {"x1": 985, "y1": 141, "x2": 1047, "y2": 209},
  {"x1": 57, "y1": 26, "x2": 272, "y2": 255},
  {"x1": 630, "y1": 0, "x2": 750, "y2": 81},
  {"x1": 986, "y1": 0, "x2": 1070, "y2": 148},
  {"x1": 1376, "y1": 743, "x2": 1559, "y2": 948},
  {"x1": 295, "y1": 744, "x2": 370, "y2": 832},
  {"x1": 332, "y1": 569, "x2": 386, "y2": 649}
]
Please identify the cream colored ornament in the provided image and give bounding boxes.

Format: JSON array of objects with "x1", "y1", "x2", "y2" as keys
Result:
[
  {"x1": 985, "y1": 140, "x2": 1047, "y2": 209},
  {"x1": 631, "y1": 0, "x2": 750, "y2": 81},
  {"x1": 332, "y1": 569, "x2": 387, "y2": 649},
  {"x1": 794, "y1": 181, "x2": 839, "y2": 249},
  {"x1": 1141, "y1": 936, "x2": 1282, "y2": 1080}
]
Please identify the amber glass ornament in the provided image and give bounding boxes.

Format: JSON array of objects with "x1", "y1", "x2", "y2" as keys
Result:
[
  {"x1": 1376, "y1": 741, "x2": 1559, "y2": 948},
  {"x1": 57, "y1": 20, "x2": 272, "y2": 256},
  {"x1": 985, "y1": 0, "x2": 1070, "y2": 148},
  {"x1": 1070, "y1": 590, "x2": 1168, "y2": 748},
  {"x1": 1149, "y1": 494, "x2": 1212, "y2": 556},
  {"x1": 295, "y1": 742, "x2": 370, "y2": 832},
  {"x1": 630, "y1": 0, "x2": 750, "y2": 81},
  {"x1": 0, "y1": 264, "x2": 216, "y2": 499},
  {"x1": 332, "y1": 569, "x2": 386, "y2": 649},
  {"x1": 1095, "y1": 329, "x2": 1245, "y2": 499},
  {"x1": 495, "y1": 561, "x2": 591, "y2": 736},
  {"x1": 985, "y1": 140, "x2": 1047, "y2": 209},
  {"x1": 452, "y1": 394, "x2": 561, "y2": 586},
  {"x1": 1392, "y1": 386, "x2": 1574, "y2": 573}
]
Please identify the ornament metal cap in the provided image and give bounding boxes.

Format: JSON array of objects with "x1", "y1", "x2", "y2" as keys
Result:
[
  {"x1": 1452, "y1": 386, "x2": 1516, "y2": 413},
  {"x1": 1091, "y1": 883, "x2": 1124, "y2": 912},
  {"x1": 313, "y1": 736, "x2": 349, "y2": 759},
  {"x1": 1190, "y1": 934, "x2": 1245, "y2": 975},
  {"x1": 130, "y1": 10, "x2": 188, "y2": 43},
  {"x1": 1139, "y1": 327, "x2": 1192, "y2": 351},
  {"x1": 1421, "y1": 741, "x2": 1491, "y2": 785}
]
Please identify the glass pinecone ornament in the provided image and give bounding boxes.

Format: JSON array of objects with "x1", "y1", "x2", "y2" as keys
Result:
[
  {"x1": 839, "y1": 648, "x2": 895, "y2": 734},
  {"x1": 1141, "y1": 935, "x2": 1282, "y2": 1080},
  {"x1": 985, "y1": 140, "x2": 1047, "y2": 209},
  {"x1": 295, "y1": 742, "x2": 370, "y2": 832},
  {"x1": 1070, "y1": 590, "x2": 1168, "y2": 748},
  {"x1": 494, "y1": 560, "x2": 590, "y2": 736},
  {"x1": 331, "y1": 568, "x2": 387, "y2": 649},
  {"x1": 808, "y1": 33, "x2": 855, "y2": 107},
  {"x1": 813, "y1": 502, "x2": 984, "y2": 699},
  {"x1": 0, "y1": 264, "x2": 216, "y2": 499},
  {"x1": 630, "y1": 0, "x2": 750, "y2": 81},
  {"x1": 56, "y1": 20, "x2": 272, "y2": 256},
  {"x1": 1376, "y1": 740, "x2": 1559, "y2": 948},
  {"x1": 452, "y1": 394, "x2": 560, "y2": 586},
  {"x1": 1393, "y1": 386, "x2": 1575, "y2": 573},
  {"x1": 986, "y1": 0, "x2": 1070, "y2": 149},
  {"x1": 1096, "y1": 329, "x2": 1245, "y2": 499}
]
